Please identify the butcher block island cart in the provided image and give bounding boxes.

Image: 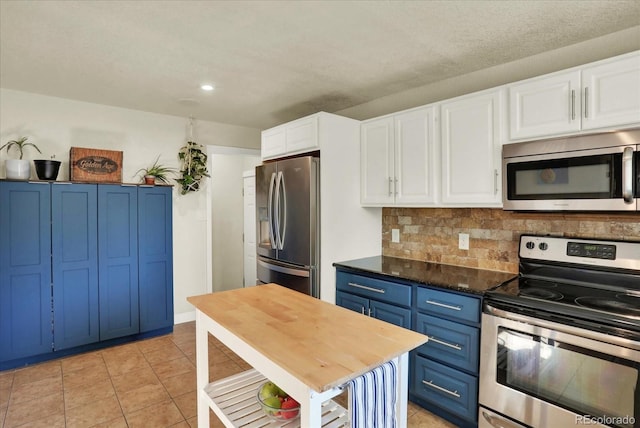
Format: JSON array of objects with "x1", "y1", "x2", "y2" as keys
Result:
[{"x1": 187, "y1": 284, "x2": 428, "y2": 428}]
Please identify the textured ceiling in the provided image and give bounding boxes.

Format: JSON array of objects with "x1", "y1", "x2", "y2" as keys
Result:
[{"x1": 1, "y1": 0, "x2": 639, "y2": 129}]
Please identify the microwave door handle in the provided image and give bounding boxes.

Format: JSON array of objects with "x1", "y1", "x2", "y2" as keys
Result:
[
  {"x1": 268, "y1": 172, "x2": 277, "y2": 249},
  {"x1": 622, "y1": 146, "x2": 634, "y2": 203},
  {"x1": 277, "y1": 171, "x2": 286, "y2": 250}
]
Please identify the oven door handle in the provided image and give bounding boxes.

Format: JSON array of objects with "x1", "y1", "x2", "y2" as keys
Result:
[{"x1": 481, "y1": 410, "x2": 524, "y2": 428}]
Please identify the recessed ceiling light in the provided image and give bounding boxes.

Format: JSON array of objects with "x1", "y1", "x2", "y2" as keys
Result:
[{"x1": 201, "y1": 84, "x2": 214, "y2": 91}]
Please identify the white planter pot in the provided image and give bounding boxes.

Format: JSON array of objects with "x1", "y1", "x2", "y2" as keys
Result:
[{"x1": 5, "y1": 159, "x2": 31, "y2": 180}]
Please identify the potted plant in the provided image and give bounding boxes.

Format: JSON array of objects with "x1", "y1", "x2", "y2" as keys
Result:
[
  {"x1": 135, "y1": 156, "x2": 176, "y2": 185},
  {"x1": 34, "y1": 155, "x2": 62, "y2": 181},
  {"x1": 0, "y1": 136, "x2": 41, "y2": 180},
  {"x1": 176, "y1": 141, "x2": 209, "y2": 195}
]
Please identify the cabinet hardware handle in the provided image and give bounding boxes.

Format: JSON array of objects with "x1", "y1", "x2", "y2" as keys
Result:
[
  {"x1": 422, "y1": 380, "x2": 460, "y2": 398},
  {"x1": 120, "y1": 184, "x2": 136, "y2": 187},
  {"x1": 494, "y1": 169, "x2": 498, "y2": 195},
  {"x1": 622, "y1": 146, "x2": 634, "y2": 203},
  {"x1": 428, "y1": 336, "x2": 462, "y2": 351},
  {"x1": 388, "y1": 177, "x2": 393, "y2": 196},
  {"x1": 394, "y1": 177, "x2": 398, "y2": 196},
  {"x1": 584, "y1": 87, "x2": 589, "y2": 118},
  {"x1": 28, "y1": 181, "x2": 51, "y2": 184},
  {"x1": 426, "y1": 299, "x2": 461, "y2": 311},
  {"x1": 570, "y1": 89, "x2": 575, "y2": 120},
  {"x1": 367, "y1": 308, "x2": 372, "y2": 317},
  {"x1": 348, "y1": 282, "x2": 386, "y2": 294},
  {"x1": 361, "y1": 306, "x2": 365, "y2": 315}
]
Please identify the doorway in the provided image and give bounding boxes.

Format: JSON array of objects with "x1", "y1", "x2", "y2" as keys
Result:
[{"x1": 206, "y1": 146, "x2": 261, "y2": 293}]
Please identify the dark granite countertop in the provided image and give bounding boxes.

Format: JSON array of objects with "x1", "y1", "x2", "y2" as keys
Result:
[{"x1": 334, "y1": 256, "x2": 517, "y2": 295}]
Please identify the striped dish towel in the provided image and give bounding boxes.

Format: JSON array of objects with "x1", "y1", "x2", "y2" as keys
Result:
[{"x1": 348, "y1": 360, "x2": 397, "y2": 428}]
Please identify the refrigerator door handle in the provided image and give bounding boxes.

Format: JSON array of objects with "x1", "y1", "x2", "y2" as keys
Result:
[
  {"x1": 267, "y1": 172, "x2": 277, "y2": 249},
  {"x1": 257, "y1": 259, "x2": 310, "y2": 278},
  {"x1": 276, "y1": 171, "x2": 286, "y2": 250}
]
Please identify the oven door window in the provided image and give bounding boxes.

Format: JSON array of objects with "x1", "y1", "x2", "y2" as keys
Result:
[
  {"x1": 497, "y1": 327, "x2": 638, "y2": 428},
  {"x1": 506, "y1": 153, "x2": 622, "y2": 200}
]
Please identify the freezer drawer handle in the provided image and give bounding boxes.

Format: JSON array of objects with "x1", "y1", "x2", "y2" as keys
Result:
[
  {"x1": 422, "y1": 380, "x2": 460, "y2": 398},
  {"x1": 257, "y1": 260, "x2": 309, "y2": 278},
  {"x1": 347, "y1": 282, "x2": 386, "y2": 294},
  {"x1": 428, "y1": 336, "x2": 462, "y2": 351},
  {"x1": 425, "y1": 300, "x2": 462, "y2": 311}
]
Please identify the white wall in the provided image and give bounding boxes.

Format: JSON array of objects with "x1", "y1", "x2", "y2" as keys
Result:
[{"x1": 0, "y1": 88, "x2": 261, "y2": 322}]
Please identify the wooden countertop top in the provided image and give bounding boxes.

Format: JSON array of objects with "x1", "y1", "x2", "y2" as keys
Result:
[{"x1": 187, "y1": 284, "x2": 428, "y2": 393}]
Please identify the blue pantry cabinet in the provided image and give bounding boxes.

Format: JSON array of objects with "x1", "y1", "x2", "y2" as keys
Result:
[
  {"x1": 51, "y1": 183, "x2": 100, "y2": 350},
  {"x1": 138, "y1": 186, "x2": 174, "y2": 332},
  {"x1": 0, "y1": 181, "x2": 52, "y2": 362},
  {"x1": 0, "y1": 181, "x2": 173, "y2": 369}
]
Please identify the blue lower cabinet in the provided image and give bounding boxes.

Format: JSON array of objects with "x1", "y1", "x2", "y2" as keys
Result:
[
  {"x1": 370, "y1": 300, "x2": 411, "y2": 329},
  {"x1": 415, "y1": 313, "x2": 479, "y2": 373},
  {"x1": 0, "y1": 182, "x2": 53, "y2": 362},
  {"x1": 412, "y1": 355, "x2": 478, "y2": 423},
  {"x1": 52, "y1": 184, "x2": 100, "y2": 350},
  {"x1": 138, "y1": 186, "x2": 173, "y2": 332},
  {"x1": 98, "y1": 185, "x2": 139, "y2": 340},
  {"x1": 336, "y1": 291, "x2": 368, "y2": 315}
]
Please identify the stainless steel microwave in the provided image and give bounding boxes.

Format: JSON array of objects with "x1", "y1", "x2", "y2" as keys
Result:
[{"x1": 502, "y1": 129, "x2": 640, "y2": 211}]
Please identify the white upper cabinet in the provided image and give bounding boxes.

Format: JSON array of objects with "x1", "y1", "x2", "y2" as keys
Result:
[
  {"x1": 581, "y1": 54, "x2": 640, "y2": 130},
  {"x1": 361, "y1": 106, "x2": 438, "y2": 206},
  {"x1": 509, "y1": 51, "x2": 640, "y2": 141},
  {"x1": 509, "y1": 71, "x2": 581, "y2": 140},
  {"x1": 261, "y1": 114, "x2": 319, "y2": 160},
  {"x1": 441, "y1": 89, "x2": 504, "y2": 206}
]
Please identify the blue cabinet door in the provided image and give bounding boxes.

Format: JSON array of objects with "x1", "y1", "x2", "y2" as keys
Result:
[
  {"x1": 0, "y1": 182, "x2": 52, "y2": 362},
  {"x1": 52, "y1": 183, "x2": 99, "y2": 350},
  {"x1": 138, "y1": 186, "x2": 173, "y2": 332},
  {"x1": 98, "y1": 185, "x2": 139, "y2": 340},
  {"x1": 370, "y1": 299, "x2": 412, "y2": 329},
  {"x1": 336, "y1": 291, "x2": 368, "y2": 315}
]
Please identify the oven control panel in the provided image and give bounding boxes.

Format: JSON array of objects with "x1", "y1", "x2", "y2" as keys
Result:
[
  {"x1": 519, "y1": 235, "x2": 640, "y2": 270},
  {"x1": 567, "y1": 242, "x2": 616, "y2": 260}
]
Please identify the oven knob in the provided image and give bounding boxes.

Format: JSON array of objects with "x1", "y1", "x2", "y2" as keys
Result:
[
  {"x1": 539, "y1": 242, "x2": 548, "y2": 251},
  {"x1": 525, "y1": 241, "x2": 535, "y2": 250}
]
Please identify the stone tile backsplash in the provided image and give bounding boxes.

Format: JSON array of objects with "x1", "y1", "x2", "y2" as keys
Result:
[{"x1": 382, "y1": 208, "x2": 640, "y2": 274}]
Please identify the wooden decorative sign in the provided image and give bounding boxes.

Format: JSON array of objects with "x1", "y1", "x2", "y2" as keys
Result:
[{"x1": 70, "y1": 147, "x2": 123, "y2": 182}]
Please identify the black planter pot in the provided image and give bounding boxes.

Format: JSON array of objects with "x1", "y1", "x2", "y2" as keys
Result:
[{"x1": 34, "y1": 160, "x2": 61, "y2": 181}]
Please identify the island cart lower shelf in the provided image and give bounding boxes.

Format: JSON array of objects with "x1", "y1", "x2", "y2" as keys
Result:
[{"x1": 204, "y1": 369, "x2": 349, "y2": 428}]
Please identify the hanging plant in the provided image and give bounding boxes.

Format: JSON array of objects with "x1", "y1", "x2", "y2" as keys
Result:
[{"x1": 176, "y1": 141, "x2": 209, "y2": 195}]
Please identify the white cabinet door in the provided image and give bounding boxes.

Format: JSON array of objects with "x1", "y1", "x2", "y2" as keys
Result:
[
  {"x1": 286, "y1": 115, "x2": 319, "y2": 154},
  {"x1": 394, "y1": 107, "x2": 438, "y2": 205},
  {"x1": 261, "y1": 126, "x2": 286, "y2": 159},
  {"x1": 441, "y1": 90, "x2": 502, "y2": 205},
  {"x1": 582, "y1": 53, "x2": 640, "y2": 130},
  {"x1": 361, "y1": 117, "x2": 394, "y2": 205},
  {"x1": 509, "y1": 71, "x2": 581, "y2": 140}
]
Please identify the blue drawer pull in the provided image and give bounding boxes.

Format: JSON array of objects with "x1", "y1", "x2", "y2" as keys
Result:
[
  {"x1": 422, "y1": 380, "x2": 460, "y2": 398},
  {"x1": 426, "y1": 299, "x2": 461, "y2": 311},
  {"x1": 348, "y1": 282, "x2": 386, "y2": 294},
  {"x1": 428, "y1": 336, "x2": 462, "y2": 351}
]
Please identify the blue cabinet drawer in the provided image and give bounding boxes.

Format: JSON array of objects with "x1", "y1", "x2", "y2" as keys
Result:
[
  {"x1": 415, "y1": 313, "x2": 479, "y2": 373},
  {"x1": 336, "y1": 271, "x2": 411, "y2": 307},
  {"x1": 416, "y1": 287, "x2": 481, "y2": 324},
  {"x1": 412, "y1": 355, "x2": 478, "y2": 423}
]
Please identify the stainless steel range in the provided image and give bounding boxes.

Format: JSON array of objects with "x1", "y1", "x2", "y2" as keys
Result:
[{"x1": 479, "y1": 235, "x2": 640, "y2": 428}]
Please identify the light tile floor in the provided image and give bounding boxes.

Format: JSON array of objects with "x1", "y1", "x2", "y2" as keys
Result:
[{"x1": 0, "y1": 322, "x2": 456, "y2": 428}]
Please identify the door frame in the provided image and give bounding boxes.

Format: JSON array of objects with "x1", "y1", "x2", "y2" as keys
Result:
[{"x1": 205, "y1": 146, "x2": 261, "y2": 294}]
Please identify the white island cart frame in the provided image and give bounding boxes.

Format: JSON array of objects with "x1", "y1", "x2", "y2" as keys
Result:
[{"x1": 189, "y1": 284, "x2": 427, "y2": 428}]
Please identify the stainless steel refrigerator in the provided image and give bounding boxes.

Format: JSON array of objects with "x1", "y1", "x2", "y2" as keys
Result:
[{"x1": 255, "y1": 156, "x2": 319, "y2": 297}]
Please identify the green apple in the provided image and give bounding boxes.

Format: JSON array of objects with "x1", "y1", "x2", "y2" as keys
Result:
[{"x1": 259, "y1": 382, "x2": 280, "y2": 400}]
